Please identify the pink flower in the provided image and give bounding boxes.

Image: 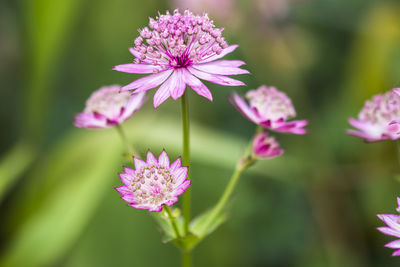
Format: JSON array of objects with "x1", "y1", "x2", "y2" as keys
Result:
[
  {"x1": 253, "y1": 131, "x2": 284, "y2": 158},
  {"x1": 172, "y1": 0, "x2": 236, "y2": 22},
  {"x1": 347, "y1": 88, "x2": 400, "y2": 142},
  {"x1": 74, "y1": 85, "x2": 146, "y2": 129},
  {"x1": 113, "y1": 9, "x2": 249, "y2": 108},
  {"x1": 116, "y1": 150, "x2": 190, "y2": 212},
  {"x1": 230, "y1": 85, "x2": 307, "y2": 134},
  {"x1": 377, "y1": 198, "x2": 400, "y2": 256}
]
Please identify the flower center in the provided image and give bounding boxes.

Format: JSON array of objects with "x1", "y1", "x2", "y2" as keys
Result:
[
  {"x1": 130, "y1": 164, "x2": 175, "y2": 206},
  {"x1": 246, "y1": 86, "x2": 296, "y2": 121},
  {"x1": 85, "y1": 86, "x2": 130, "y2": 118},
  {"x1": 359, "y1": 92, "x2": 400, "y2": 126},
  {"x1": 132, "y1": 10, "x2": 228, "y2": 70}
]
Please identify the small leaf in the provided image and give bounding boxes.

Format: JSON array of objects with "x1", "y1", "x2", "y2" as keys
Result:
[
  {"x1": 173, "y1": 233, "x2": 200, "y2": 252},
  {"x1": 190, "y1": 207, "x2": 229, "y2": 239}
]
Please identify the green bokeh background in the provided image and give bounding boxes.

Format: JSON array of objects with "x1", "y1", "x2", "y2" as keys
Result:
[{"x1": 1, "y1": 0, "x2": 400, "y2": 266}]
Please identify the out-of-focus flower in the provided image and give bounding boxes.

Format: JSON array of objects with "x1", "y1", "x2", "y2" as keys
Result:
[
  {"x1": 253, "y1": 131, "x2": 284, "y2": 158},
  {"x1": 230, "y1": 85, "x2": 307, "y2": 134},
  {"x1": 116, "y1": 150, "x2": 190, "y2": 212},
  {"x1": 113, "y1": 9, "x2": 248, "y2": 108},
  {"x1": 74, "y1": 85, "x2": 146, "y2": 129},
  {"x1": 347, "y1": 88, "x2": 400, "y2": 142},
  {"x1": 377, "y1": 198, "x2": 400, "y2": 256},
  {"x1": 255, "y1": 0, "x2": 300, "y2": 22},
  {"x1": 172, "y1": 0, "x2": 236, "y2": 22}
]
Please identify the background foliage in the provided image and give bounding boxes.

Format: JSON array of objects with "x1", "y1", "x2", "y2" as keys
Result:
[{"x1": 1, "y1": 0, "x2": 400, "y2": 266}]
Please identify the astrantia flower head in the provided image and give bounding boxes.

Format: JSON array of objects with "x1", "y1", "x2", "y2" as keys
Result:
[
  {"x1": 377, "y1": 197, "x2": 400, "y2": 256},
  {"x1": 74, "y1": 85, "x2": 146, "y2": 128},
  {"x1": 347, "y1": 88, "x2": 400, "y2": 142},
  {"x1": 113, "y1": 9, "x2": 249, "y2": 108},
  {"x1": 253, "y1": 131, "x2": 284, "y2": 158},
  {"x1": 230, "y1": 85, "x2": 307, "y2": 134},
  {"x1": 116, "y1": 150, "x2": 190, "y2": 212}
]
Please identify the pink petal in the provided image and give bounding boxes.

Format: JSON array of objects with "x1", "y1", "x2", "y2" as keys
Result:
[
  {"x1": 385, "y1": 239, "x2": 400, "y2": 249},
  {"x1": 377, "y1": 227, "x2": 400, "y2": 238},
  {"x1": 170, "y1": 157, "x2": 182, "y2": 172},
  {"x1": 133, "y1": 157, "x2": 146, "y2": 170},
  {"x1": 173, "y1": 167, "x2": 188, "y2": 186},
  {"x1": 120, "y1": 173, "x2": 133, "y2": 186},
  {"x1": 173, "y1": 180, "x2": 191, "y2": 196},
  {"x1": 266, "y1": 120, "x2": 308, "y2": 134},
  {"x1": 122, "y1": 194, "x2": 136, "y2": 203},
  {"x1": 200, "y1": 45, "x2": 239, "y2": 63},
  {"x1": 120, "y1": 92, "x2": 147, "y2": 121},
  {"x1": 229, "y1": 92, "x2": 262, "y2": 124},
  {"x1": 182, "y1": 69, "x2": 213, "y2": 101},
  {"x1": 115, "y1": 186, "x2": 131, "y2": 196},
  {"x1": 393, "y1": 249, "x2": 400, "y2": 256},
  {"x1": 193, "y1": 61, "x2": 249, "y2": 75},
  {"x1": 158, "y1": 150, "x2": 169, "y2": 167},
  {"x1": 202, "y1": 60, "x2": 246, "y2": 68},
  {"x1": 146, "y1": 150, "x2": 158, "y2": 165},
  {"x1": 123, "y1": 167, "x2": 135, "y2": 175},
  {"x1": 153, "y1": 75, "x2": 176, "y2": 108},
  {"x1": 121, "y1": 69, "x2": 173, "y2": 92},
  {"x1": 188, "y1": 67, "x2": 245, "y2": 87},
  {"x1": 113, "y1": 64, "x2": 156, "y2": 74},
  {"x1": 170, "y1": 69, "x2": 186, "y2": 100},
  {"x1": 129, "y1": 47, "x2": 141, "y2": 58},
  {"x1": 74, "y1": 113, "x2": 108, "y2": 129},
  {"x1": 378, "y1": 214, "x2": 400, "y2": 232}
]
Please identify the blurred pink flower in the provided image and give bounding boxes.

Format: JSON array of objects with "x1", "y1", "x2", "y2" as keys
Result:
[
  {"x1": 116, "y1": 150, "x2": 190, "y2": 212},
  {"x1": 253, "y1": 131, "x2": 284, "y2": 158},
  {"x1": 230, "y1": 85, "x2": 307, "y2": 134},
  {"x1": 347, "y1": 88, "x2": 400, "y2": 142},
  {"x1": 113, "y1": 9, "x2": 248, "y2": 108},
  {"x1": 74, "y1": 85, "x2": 146, "y2": 129},
  {"x1": 172, "y1": 0, "x2": 236, "y2": 22},
  {"x1": 377, "y1": 198, "x2": 400, "y2": 256}
]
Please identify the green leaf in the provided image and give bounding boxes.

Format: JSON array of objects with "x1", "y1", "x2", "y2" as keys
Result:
[
  {"x1": 0, "y1": 130, "x2": 122, "y2": 267},
  {"x1": 190, "y1": 207, "x2": 229, "y2": 240},
  {"x1": 0, "y1": 142, "x2": 35, "y2": 202}
]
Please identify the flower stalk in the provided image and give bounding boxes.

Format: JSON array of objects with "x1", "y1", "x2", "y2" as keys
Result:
[
  {"x1": 164, "y1": 206, "x2": 181, "y2": 239},
  {"x1": 115, "y1": 124, "x2": 135, "y2": 156},
  {"x1": 181, "y1": 92, "x2": 191, "y2": 235}
]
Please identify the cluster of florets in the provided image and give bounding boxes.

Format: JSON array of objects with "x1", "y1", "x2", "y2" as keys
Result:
[
  {"x1": 252, "y1": 132, "x2": 284, "y2": 158},
  {"x1": 348, "y1": 88, "x2": 400, "y2": 142},
  {"x1": 132, "y1": 9, "x2": 227, "y2": 70},
  {"x1": 377, "y1": 198, "x2": 400, "y2": 256},
  {"x1": 74, "y1": 85, "x2": 146, "y2": 128},
  {"x1": 230, "y1": 85, "x2": 307, "y2": 159},
  {"x1": 246, "y1": 86, "x2": 296, "y2": 122},
  {"x1": 230, "y1": 85, "x2": 307, "y2": 135},
  {"x1": 116, "y1": 151, "x2": 190, "y2": 212}
]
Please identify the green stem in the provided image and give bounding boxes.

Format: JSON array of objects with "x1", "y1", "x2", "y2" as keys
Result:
[
  {"x1": 206, "y1": 161, "x2": 248, "y2": 227},
  {"x1": 182, "y1": 251, "x2": 191, "y2": 267},
  {"x1": 202, "y1": 129, "x2": 257, "y2": 233},
  {"x1": 181, "y1": 92, "x2": 191, "y2": 267},
  {"x1": 115, "y1": 124, "x2": 136, "y2": 156},
  {"x1": 396, "y1": 140, "x2": 400, "y2": 167},
  {"x1": 164, "y1": 206, "x2": 181, "y2": 239},
  {"x1": 181, "y1": 92, "x2": 191, "y2": 235}
]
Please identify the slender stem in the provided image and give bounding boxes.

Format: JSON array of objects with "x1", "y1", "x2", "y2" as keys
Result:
[
  {"x1": 164, "y1": 206, "x2": 181, "y2": 239},
  {"x1": 396, "y1": 140, "x2": 400, "y2": 167},
  {"x1": 181, "y1": 92, "x2": 191, "y2": 235},
  {"x1": 181, "y1": 92, "x2": 191, "y2": 267},
  {"x1": 182, "y1": 251, "x2": 191, "y2": 267},
  {"x1": 115, "y1": 124, "x2": 136, "y2": 156},
  {"x1": 207, "y1": 162, "x2": 248, "y2": 225}
]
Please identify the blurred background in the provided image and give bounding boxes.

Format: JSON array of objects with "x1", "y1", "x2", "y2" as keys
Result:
[{"x1": 1, "y1": 0, "x2": 400, "y2": 266}]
